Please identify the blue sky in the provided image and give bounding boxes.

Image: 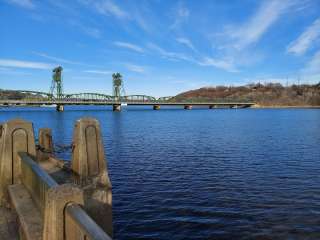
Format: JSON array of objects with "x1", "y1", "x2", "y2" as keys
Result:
[{"x1": 0, "y1": 0, "x2": 320, "y2": 97}]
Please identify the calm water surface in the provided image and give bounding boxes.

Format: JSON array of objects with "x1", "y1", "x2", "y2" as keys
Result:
[{"x1": 1, "y1": 107, "x2": 320, "y2": 240}]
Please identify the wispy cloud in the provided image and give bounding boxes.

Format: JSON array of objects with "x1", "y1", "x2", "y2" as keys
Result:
[
  {"x1": 114, "y1": 41, "x2": 144, "y2": 53},
  {"x1": 226, "y1": 0, "x2": 298, "y2": 50},
  {"x1": 80, "y1": 26, "x2": 102, "y2": 39},
  {"x1": 92, "y1": 0, "x2": 128, "y2": 19},
  {"x1": 197, "y1": 57, "x2": 238, "y2": 73},
  {"x1": 84, "y1": 70, "x2": 112, "y2": 75},
  {"x1": 302, "y1": 50, "x2": 320, "y2": 74},
  {"x1": 0, "y1": 67, "x2": 32, "y2": 76},
  {"x1": 202, "y1": 0, "x2": 306, "y2": 73},
  {"x1": 176, "y1": 37, "x2": 197, "y2": 52},
  {"x1": 147, "y1": 43, "x2": 193, "y2": 62},
  {"x1": 125, "y1": 64, "x2": 146, "y2": 73},
  {"x1": 6, "y1": 0, "x2": 35, "y2": 9},
  {"x1": 287, "y1": 18, "x2": 320, "y2": 56},
  {"x1": 170, "y1": 2, "x2": 190, "y2": 29},
  {"x1": 148, "y1": 42, "x2": 239, "y2": 72},
  {"x1": 0, "y1": 59, "x2": 53, "y2": 69},
  {"x1": 32, "y1": 52, "x2": 96, "y2": 67},
  {"x1": 33, "y1": 52, "x2": 81, "y2": 65}
]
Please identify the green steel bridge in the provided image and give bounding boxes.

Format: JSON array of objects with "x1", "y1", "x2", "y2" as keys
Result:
[
  {"x1": 0, "y1": 67, "x2": 255, "y2": 111},
  {"x1": 0, "y1": 90, "x2": 255, "y2": 111}
]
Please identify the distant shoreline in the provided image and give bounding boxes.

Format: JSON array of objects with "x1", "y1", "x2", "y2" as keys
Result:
[{"x1": 252, "y1": 105, "x2": 320, "y2": 109}]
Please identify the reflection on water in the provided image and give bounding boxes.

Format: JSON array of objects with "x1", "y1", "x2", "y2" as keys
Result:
[{"x1": 1, "y1": 106, "x2": 320, "y2": 239}]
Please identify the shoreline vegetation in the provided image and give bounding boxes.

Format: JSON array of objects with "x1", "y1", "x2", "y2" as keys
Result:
[{"x1": 173, "y1": 82, "x2": 320, "y2": 107}]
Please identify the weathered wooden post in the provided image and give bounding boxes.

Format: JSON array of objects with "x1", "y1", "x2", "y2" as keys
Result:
[
  {"x1": 37, "y1": 128, "x2": 54, "y2": 161},
  {"x1": 0, "y1": 119, "x2": 36, "y2": 206},
  {"x1": 71, "y1": 117, "x2": 113, "y2": 237}
]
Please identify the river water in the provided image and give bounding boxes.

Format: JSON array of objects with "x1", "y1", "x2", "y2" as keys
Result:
[{"x1": 1, "y1": 106, "x2": 320, "y2": 240}]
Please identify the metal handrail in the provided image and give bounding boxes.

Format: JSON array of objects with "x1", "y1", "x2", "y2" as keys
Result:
[
  {"x1": 65, "y1": 204, "x2": 112, "y2": 240},
  {"x1": 19, "y1": 152, "x2": 58, "y2": 213}
]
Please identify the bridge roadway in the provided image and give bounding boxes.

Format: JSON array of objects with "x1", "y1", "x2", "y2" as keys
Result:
[{"x1": 0, "y1": 99, "x2": 255, "y2": 111}]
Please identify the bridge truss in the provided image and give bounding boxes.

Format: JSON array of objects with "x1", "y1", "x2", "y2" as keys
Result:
[{"x1": 0, "y1": 90, "x2": 175, "y2": 103}]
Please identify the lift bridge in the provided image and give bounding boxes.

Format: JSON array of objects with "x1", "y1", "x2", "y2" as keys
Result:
[{"x1": 0, "y1": 66, "x2": 255, "y2": 111}]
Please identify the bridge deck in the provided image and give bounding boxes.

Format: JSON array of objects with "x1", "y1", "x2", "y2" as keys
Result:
[{"x1": 0, "y1": 100, "x2": 255, "y2": 106}]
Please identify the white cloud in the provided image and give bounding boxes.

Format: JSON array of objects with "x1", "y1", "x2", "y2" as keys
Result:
[
  {"x1": 171, "y1": 2, "x2": 190, "y2": 29},
  {"x1": 202, "y1": 0, "x2": 306, "y2": 73},
  {"x1": 6, "y1": 0, "x2": 35, "y2": 9},
  {"x1": 126, "y1": 64, "x2": 145, "y2": 73},
  {"x1": 94, "y1": 0, "x2": 128, "y2": 19},
  {"x1": 114, "y1": 41, "x2": 144, "y2": 53},
  {"x1": 82, "y1": 27, "x2": 102, "y2": 39},
  {"x1": 32, "y1": 52, "x2": 82, "y2": 65},
  {"x1": 287, "y1": 18, "x2": 320, "y2": 55},
  {"x1": 226, "y1": 0, "x2": 299, "y2": 50},
  {"x1": 32, "y1": 52, "x2": 98, "y2": 67},
  {"x1": 147, "y1": 43, "x2": 239, "y2": 72},
  {"x1": 197, "y1": 57, "x2": 238, "y2": 73},
  {"x1": 176, "y1": 38, "x2": 197, "y2": 52},
  {"x1": 84, "y1": 70, "x2": 112, "y2": 75},
  {"x1": 302, "y1": 50, "x2": 320, "y2": 74},
  {"x1": 0, "y1": 59, "x2": 53, "y2": 69},
  {"x1": 0, "y1": 67, "x2": 32, "y2": 76},
  {"x1": 147, "y1": 43, "x2": 193, "y2": 62}
]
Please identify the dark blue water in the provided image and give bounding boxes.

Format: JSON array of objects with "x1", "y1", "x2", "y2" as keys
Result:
[{"x1": 1, "y1": 106, "x2": 320, "y2": 240}]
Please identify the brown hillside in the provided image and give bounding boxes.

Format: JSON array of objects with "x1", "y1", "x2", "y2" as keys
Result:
[{"x1": 174, "y1": 83, "x2": 320, "y2": 106}]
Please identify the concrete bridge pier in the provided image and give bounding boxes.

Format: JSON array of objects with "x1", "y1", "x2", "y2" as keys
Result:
[
  {"x1": 0, "y1": 119, "x2": 36, "y2": 206},
  {"x1": 37, "y1": 128, "x2": 54, "y2": 161},
  {"x1": 113, "y1": 104, "x2": 121, "y2": 111},
  {"x1": 56, "y1": 104, "x2": 64, "y2": 112},
  {"x1": 72, "y1": 118, "x2": 113, "y2": 237},
  {"x1": 184, "y1": 105, "x2": 192, "y2": 110},
  {"x1": 153, "y1": 105, "x2": 160, "y2": 110}
]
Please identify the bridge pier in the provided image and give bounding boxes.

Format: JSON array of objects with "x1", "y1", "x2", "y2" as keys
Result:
[
  {"x1": 153, "y1": 105, "x2": 160, "y2": 110},
  {"x1": 209, "y1": 105, "x2": 218, "y2": 109},
  {"x1": 37, "y1": 128, "x2": 54, "y2": 161},
  {"x1": 184, "y1": 105, "x2": 192, "y2": 110},
  {"x1": 56, "y1": 104, "x2": 64, "y2": 112},
  {"x1": 113, "y1": 104, "x2": 121, "y2": 111},
  {"x1": 72, "y1": 118, "x2": 113, "y2": 236},
  {"x1": 0, "y1": 119, "x2": 36, "y2": 206}
]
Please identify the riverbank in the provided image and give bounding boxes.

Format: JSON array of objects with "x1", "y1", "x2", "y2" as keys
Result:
[{"x1": 252, "y1": 105, "x2": 320, "y2": 109}]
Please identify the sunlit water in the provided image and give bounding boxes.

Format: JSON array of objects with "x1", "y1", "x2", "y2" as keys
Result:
[{"x1": 1, "y1": 106, "x2": 320, "y2": 240}]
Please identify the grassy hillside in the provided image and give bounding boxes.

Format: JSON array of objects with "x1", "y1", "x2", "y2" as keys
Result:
[{"x1": 174, "y1": 83, "x2": 320, "y2": 106}]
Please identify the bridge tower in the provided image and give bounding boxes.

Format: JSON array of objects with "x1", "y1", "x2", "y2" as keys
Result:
[
  {"x1": 112, "y1": 72, "x2": 125, "y2": 101},
  {"x1": 50, "y1": 66, "x2": 63, "y2": 100},
  {"x1": 50, "y1": 66, "x2": 64, "y2": 111}
]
